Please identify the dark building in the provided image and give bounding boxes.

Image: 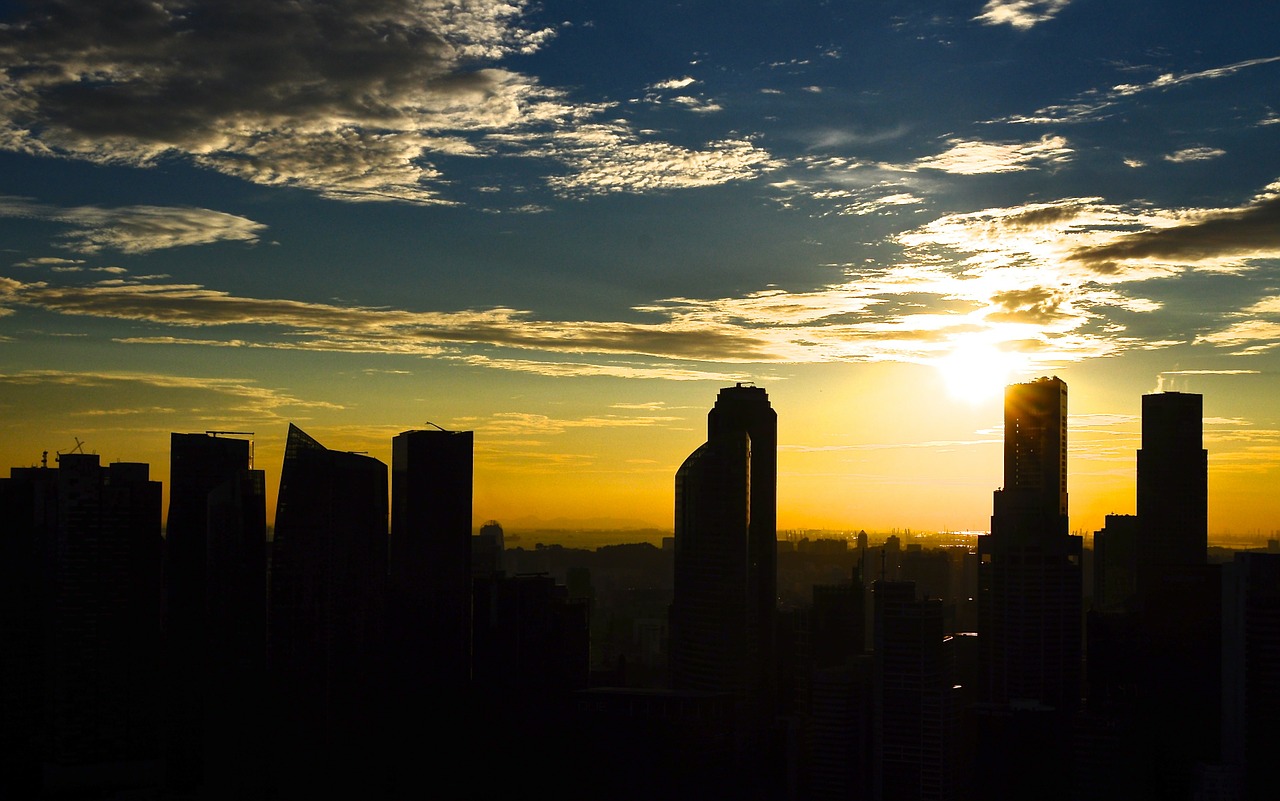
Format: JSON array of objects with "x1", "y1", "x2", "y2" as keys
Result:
[
  {"x1": 1, "y1": 454, "x2": 163, "y2": 797},
  {"x1": 1091, "y1": 513, "x2": 1138, "y2": 613},
  {"x1": 384, "y1": 428, "x2": 473, "y2": 795},
  {"x1": 669, "y1": 382, "x2": 779, "y2": 797},
  {"x1": 1223, "y1": 552, "x2": 1280, "y2": 800},
  {"x1": 1137, "y1": 391, "x2": 1207, "y2": 577},
  {"x1": 268, "y1": 424, "x2": 388, "y2": 798},
  {"x1": 389, "y1": 427, "x2": 474, "y2": 687},
  {"x1": 793, "y1": 578, "x2": 872, "y2": 801},
  {"x1": 1132, "y1": 392, "x2": 1221, "y2": 799},
  {"x1": 874, "y1": 580, "x2": 959, "y2": 801},
  {"x1": 162, "y1": 432, "x2": 263, "y2": 795},
  {"x1": 976, "y1": 377, "x2": 1081, "y2": 799}
]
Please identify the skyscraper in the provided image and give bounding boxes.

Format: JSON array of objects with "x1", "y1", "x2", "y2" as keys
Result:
[
  {"x1": 1137, "y1": 391, "x2": 1207, "y2": 576},
  {"x1": 384, "y1": 427, "x2": 474, "y2": 796},
  {"x1": 670, "y1": 383, "x2": 777, "y2": 700},
  {"x1": 268, "y1": 424, "x2": 388, "y2": 797},
  {"x1": 389, "y1": 427, "x2": 474, "y2": 687},
  {"x1": 976, "y1": 377, "x2": 1081, "y2": 798},
  {"x1": 1, "y1": 455, "x2": 162, "y2": 796},
  {"x1": 162, "y1": 432, "x2": 260, "y2": 793},
  {"x1": 669, "y1": 383, "x2": 778, "y2": 797},
  {"x1": 1132, "y1": 391, "x2": 1220, "y2": 799}
]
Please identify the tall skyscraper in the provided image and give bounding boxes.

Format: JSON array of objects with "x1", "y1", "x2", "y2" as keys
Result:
[
  {"x1": 1137, "y1": 391, "x2": 1208, "y2": 577},
  {"x1": 162, "y1": 432, "x2": 261, "y2": 793},
  {"x1": 669, "y1": 383, "x2": 778, "y2": 797},
  {"x1": 670, "y1": 383, "x2": 777, "y2": 698},
  {"x1": 268, "y1": 424, "x2": 388, "y2": 797},
  {"x1": 384, "y1": 427, "x2": 474, "y2": 796},
  {"x1": 976, "y1": 377, "x2": 1081, "y2": 799},
  {"x1": 389, "y1": 427, "x2": 474, "y2": 687},
  {"x1": 1132, "y1": 391, "x2": 1220, "y2": 799}
]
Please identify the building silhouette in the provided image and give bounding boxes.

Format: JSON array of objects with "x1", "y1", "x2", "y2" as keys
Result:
[
  {"x1": 385, "y1": 427, "x2": 473, "y2": 795},
  {"x1": 268, "y1": 424, "x2": 388, "y2": 799},
  {"x1": 1137, "y1": 391, "x2": 1207, "y2": 576},
  {"x1": 1223, "y1": 552, "x2": 1280, "y2": 800},
  {"x1": 874, "y1": 580, "x2": 959, "y2": 801},
  {"x1": 162, "y1": 432, "x2": 263, "y2": 795},
  {"x1": 669, "y1": 383, "x2": 778, "y2": 797},
  {"x1": 976, "y1": 377, "x2": 1080, "y2": 798},
  {"x1": 1133, "y1": 392, "x2": 1221, "y2": 799},
  {"x1": 1, "y1": 454, "x2": 163, "y2": 797},
  {"x1": 389, "y1": 427, "x2": 474, "y2": 688}
]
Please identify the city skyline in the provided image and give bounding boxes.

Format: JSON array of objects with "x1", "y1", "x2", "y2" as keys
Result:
[{"x1": 2, "y1": 2, "x2": 1279, "y2": 540}]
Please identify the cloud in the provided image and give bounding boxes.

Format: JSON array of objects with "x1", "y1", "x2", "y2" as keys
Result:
[
  {"x1": 1070, "y1": 184, "x2": 1280, "y2": 272},
  {"x1": 1164, "y1": 147, "x2": 1226, "y2": 163},
  {"x1": 912, "y1": 135, "x2": 1072, "y2": 174},
  {"x1": 0, "y1": 368, "x2": 342, "y2": 419},
  {"x1": 974, "y1": 1, "x2": 1072, "y2": 30},
  {"x1": 13, "y1": 256, "x2": 86, "y2": 269},
  {"x1": 651, "y1": 77, "x2": 697, "y2": 90},
  {"x1": 0, "y1": 2, "x2": 774, "y2": 204},
  {"x1": 1005, "y1": 55, "x2": 1280, "y2": 125},
  {"x1": 0, "y1": 196, "x2": 266, "y2": 253},
  {"x1": 542, "y1": 131, "x2": 781, "y2": 195}
]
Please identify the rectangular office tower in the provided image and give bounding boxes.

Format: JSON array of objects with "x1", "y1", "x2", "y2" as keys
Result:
[
  {"x1": 163, "y1": 432, "x2": 264, "y2": 794},
  {"x1": 1137, "y1": 391, "x2": 1207, "y2": 573},
  {"x1": 390, "y1": 428, "x2": 474, "y2": 687},
  {"x1": 975, "y1": 378, "x2": 1081, "y2": 799}
]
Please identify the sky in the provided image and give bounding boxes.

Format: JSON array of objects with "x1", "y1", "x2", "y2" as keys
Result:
[{"x1": 2, "y1": 0, "x2": 1279, "y2": 542}]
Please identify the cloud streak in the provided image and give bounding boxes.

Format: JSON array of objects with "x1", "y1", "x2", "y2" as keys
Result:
[{"x1": 0, "y1": 196, "x2": 266, "y2": 253}]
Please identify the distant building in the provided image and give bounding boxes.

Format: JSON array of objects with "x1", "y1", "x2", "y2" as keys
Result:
[
  {"x1": 1223, "y1": 552, "x2": 1280, "y2": 800},
  {"x1": 1092, "y1": 513, "x2": 1138, "y2": 612},
  {"x1": 874, "y1": 580, "x2": 959, "y2": 801},
  {"x1": 473, "y1": 518, "x2": 505, "y2": 578}
]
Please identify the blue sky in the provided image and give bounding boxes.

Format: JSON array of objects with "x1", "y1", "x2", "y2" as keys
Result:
[{"x1": 2, "y1": 1, "x2": 1279, "y2": 537}]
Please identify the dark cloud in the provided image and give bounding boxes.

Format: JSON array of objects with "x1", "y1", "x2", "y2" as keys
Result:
[
  {"x1": 1, "y1": 277, "x2": 781, "y2": 361},
  {"x1": 0, "y1": 1, "x2": 555, "y2": 200},
  {"x1": 1071, "y1": 192, "x2": 1280, "y2": 271}
]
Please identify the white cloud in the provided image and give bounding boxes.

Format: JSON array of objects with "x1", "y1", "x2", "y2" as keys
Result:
[
  {"x1": 0, "y1": 196, "x2": 266, "y2": 253},
  {"x1": 1164, "y1": 147, "x2": 1226, "y2": 163},
  {"x1": 913, "y1": 135, "x2": 1073, "y2": 174},
  {"x1": 974, "y1": 1, "x2": 1072, "y2": 30}
]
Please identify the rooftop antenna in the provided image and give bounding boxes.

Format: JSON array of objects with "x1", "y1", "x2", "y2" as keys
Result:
[
  {"x1": 423, "y1": 421, "x2": 448, "y2": 431},
  {"x1": 41, "y1": 451, "x2": 48, "y2": 469}
]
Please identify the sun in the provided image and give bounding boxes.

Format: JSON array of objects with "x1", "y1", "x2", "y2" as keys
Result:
[{"x1": 935, "y1": 340, "x2": 1021, "y2": 404}]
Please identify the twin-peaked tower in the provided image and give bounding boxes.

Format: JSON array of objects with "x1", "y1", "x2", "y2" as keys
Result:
[
  {"x1": 670, "y1": 383, "x2": 777, "y2": 702},
  {"x1": 669, "y1": 383, "x2": 778, "y2": 797}
]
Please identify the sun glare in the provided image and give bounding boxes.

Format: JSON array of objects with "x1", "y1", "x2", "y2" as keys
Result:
[{"x1": 936, "y1": 340, "x2": 1021, "y2": 404}]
